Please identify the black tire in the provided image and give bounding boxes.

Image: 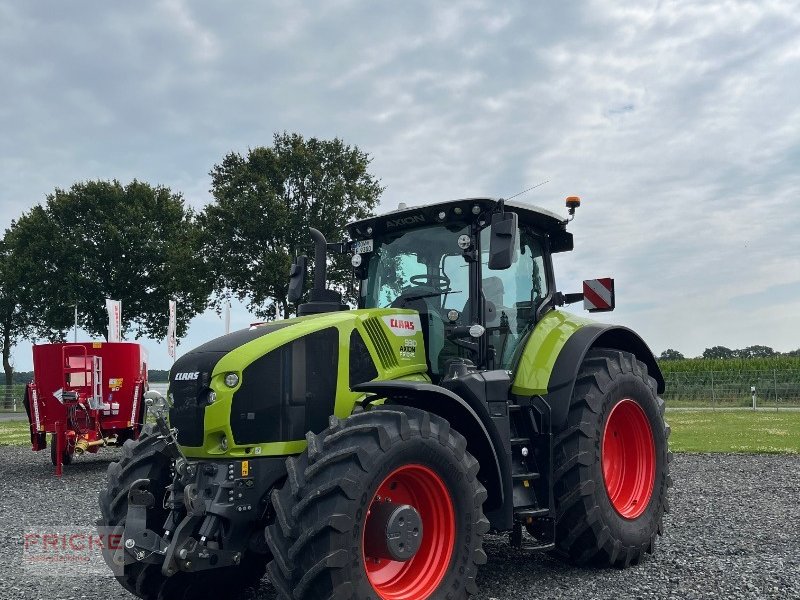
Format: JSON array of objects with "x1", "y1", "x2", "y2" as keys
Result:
[
  {"x1": 549, "y1": 348, "x2": 671, "y2": 567},
  {"x1": 266, "y1": 406, "x2": 489, "y2": 599},
  {"x1": 97, "y1": 424, "x2": 267, "y2": 599},
  {"x1": 50, "y1": 434, "x2": 74, "y2": 466}
]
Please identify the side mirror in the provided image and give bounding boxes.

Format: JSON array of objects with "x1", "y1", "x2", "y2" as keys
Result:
[
  {"x1": 287, "y1": 255, "x2": 308, "y2": 304},
  {"x1": 488, "y1": 211, "x2": 518, "y2": 270}
]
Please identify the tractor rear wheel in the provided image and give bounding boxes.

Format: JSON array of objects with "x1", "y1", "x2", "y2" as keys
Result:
[
  {"x1": 97, "y1": 424, "x2": 267, "y2": 599},
  {"x1": 266, "y1": 406, "x2": 489, "y2": 599},
  {"x1": 549, "y1": 348, "x2": 671, "y2": 567}
]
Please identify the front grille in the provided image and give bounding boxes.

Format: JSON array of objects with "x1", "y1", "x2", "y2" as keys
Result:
[
  {"x1": 168, "y1": 351, "x2": 225, "y2": 447},
  {"x1": 231, "y1": 328, "x2": 339, "y2": 444},
  {"x1": 363, "y1": 318, "x2": 398, "y2": 370}
]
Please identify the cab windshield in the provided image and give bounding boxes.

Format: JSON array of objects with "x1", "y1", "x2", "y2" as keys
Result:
[{"x1": 362, "y1": 223, "x2": 469, "y2": 311}]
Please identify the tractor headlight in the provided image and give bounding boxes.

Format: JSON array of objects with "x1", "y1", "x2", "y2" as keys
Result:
[
  {"x1": 207, "y1": 390, "x2": 217, "y2": 404},
  {"x1": 224, "y1": 372, "x2": 240, "y2": 388},
  {"x1": 220, "y1": 435, "x2": 228, "y2": 452},
  {"x1": 469, "y1": 324, "x2": 486, "y2": 338}
]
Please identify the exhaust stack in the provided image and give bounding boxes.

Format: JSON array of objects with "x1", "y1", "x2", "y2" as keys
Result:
[
  {"x1": 309, "y1": 227, "x2": 328, "y2": 295},
  {"x1": 294, "y1": 227, "x2": 348, "y2": 316}
]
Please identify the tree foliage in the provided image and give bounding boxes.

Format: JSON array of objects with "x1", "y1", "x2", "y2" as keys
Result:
[
  {"x1": 659, "y1": 349, "x2": 685, "y2": 361},
  {"x1": 701, "y1": 345, "x2": 779, "y2": 360},
  {"x1": 201, "y1": 133, "x2": 382, "y2": 319},
  {"x1": 702, "y1": 346, "x2": 735, "y2": 359},
  {"x1": 735, "y1": 345, "x2": 777, "y2": 359},
  {"x1": 0, "y1": 234, "x2": 37, "y2": 385},
  {"x1": 7, "y1": 180, "x2": 210, "y2": 342}
]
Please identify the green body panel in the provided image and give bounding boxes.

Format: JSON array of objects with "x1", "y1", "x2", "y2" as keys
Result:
[
  {"x1": 180, "y1": 308, "x2": 428, "y2": 458},
  {"x1": 510, "y1": 310, "x2": 597, "y2": 396}
]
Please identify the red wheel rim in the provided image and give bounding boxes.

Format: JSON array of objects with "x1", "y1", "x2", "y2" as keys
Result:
[
  {"x1": 601, "y1": 399, "x2": 656, "y2": 519},
  {"x1": 362, "y1": 464, "x2": 455, "y2": 599}
]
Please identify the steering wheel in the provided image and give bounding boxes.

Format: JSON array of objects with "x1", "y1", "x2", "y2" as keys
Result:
[{"x1": 409, "y1": 273, "x2": 451, "y2": 292}]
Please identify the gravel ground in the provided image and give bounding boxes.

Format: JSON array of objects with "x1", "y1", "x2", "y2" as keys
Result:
[{"x1": 0, "y1": 448, "x2": 798, "y2": 600}]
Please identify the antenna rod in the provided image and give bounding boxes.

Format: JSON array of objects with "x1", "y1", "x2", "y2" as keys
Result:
[{"x1": 506, "y1": 179, "x2": 549, "y2": 201}]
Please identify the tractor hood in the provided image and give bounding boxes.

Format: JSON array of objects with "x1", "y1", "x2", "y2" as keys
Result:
[{"x1": 168, "y1": 309, "x2": 428, "y2": 457}]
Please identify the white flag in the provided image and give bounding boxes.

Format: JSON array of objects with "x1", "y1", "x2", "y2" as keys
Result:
[
  {"x1": 105, "y1": 299, "x2": 121, "y2": 342},
  {"x1": 167, "y1": 299, "x2": 177, "y2": 360}
]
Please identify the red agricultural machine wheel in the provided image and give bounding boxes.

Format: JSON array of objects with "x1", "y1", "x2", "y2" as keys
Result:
[
  {"x1": 266, "y1": 407, "x2": 489, "y2": 599},
  {"x1": 363, "y1": 465, "x2": 455, "y2": 598},
  {"x1": 601, "y1": 398, "x2": 656, "y2": 519},
  {"x1": 550, "y1": 348, "x2": 671, "y2": 567}
]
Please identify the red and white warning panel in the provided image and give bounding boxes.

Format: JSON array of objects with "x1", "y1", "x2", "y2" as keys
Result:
[{"x1": 583, "y1": 278, "x2": 615, "y2": 312}]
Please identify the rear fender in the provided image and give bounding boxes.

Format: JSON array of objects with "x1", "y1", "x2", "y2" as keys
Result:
[
  {"x1": 512, "y1": 311, "x2": 664, "y2": 430},
  {"x1": 352, "y1": 381, "x2": 507, "y2": 521}
]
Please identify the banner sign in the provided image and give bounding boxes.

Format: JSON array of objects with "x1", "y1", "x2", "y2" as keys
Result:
[
  {"x1": 167, "y1": 299, "x2": 177, "y2": 359},
  {"x1": 105, "y1": 299, "x2": 121, "y2": 342}
]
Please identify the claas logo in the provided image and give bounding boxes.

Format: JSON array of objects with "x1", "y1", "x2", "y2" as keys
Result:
[
  {"x1": 174, "y1": 372, "x2": 200, "y2": 381},
  {"x1": 389, "y1": 319, "x2": 416, "y2": 331}
]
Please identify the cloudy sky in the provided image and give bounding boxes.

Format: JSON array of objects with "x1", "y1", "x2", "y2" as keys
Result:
[{"x1": 2, "y1": 0, "x2": 799, "y2": 370}]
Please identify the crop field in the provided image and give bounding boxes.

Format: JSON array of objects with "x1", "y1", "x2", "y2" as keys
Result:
[
  {"x1": 659, "y1": 357, "x2": 800, "y2": 407},
  {"x1": 660, "y1": 356, "x2": 800, "y2": 373}
]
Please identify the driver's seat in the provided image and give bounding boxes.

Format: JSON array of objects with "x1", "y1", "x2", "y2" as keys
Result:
[
  {"x1": 461, "y1": 276, "x2": 503, "y2": 327},
  {"x1": 390, "y1": 292, "x2": 445, "y2": 379}
]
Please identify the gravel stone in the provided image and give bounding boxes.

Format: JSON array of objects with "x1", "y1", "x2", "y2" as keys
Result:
[{"x1": 0, "y1": 448, "x2": 797, "y2": 599}]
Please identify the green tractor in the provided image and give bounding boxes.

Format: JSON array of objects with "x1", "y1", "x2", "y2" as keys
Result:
[{"x1": 99, "y1": 197, "x2": 670, "y2": 599}]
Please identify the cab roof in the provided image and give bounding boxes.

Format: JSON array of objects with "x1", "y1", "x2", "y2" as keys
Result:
[{"x1": 347, "y1": 197, "x2": 574, "y2": 253}]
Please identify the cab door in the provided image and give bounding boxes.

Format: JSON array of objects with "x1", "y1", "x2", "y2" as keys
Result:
[{"x1": 479, "y1": 226, "x2": 551, "y2": 369}]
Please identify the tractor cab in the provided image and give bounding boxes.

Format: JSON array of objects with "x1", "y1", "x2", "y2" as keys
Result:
[{"x1": 347, "y1": 198, "x2": 573, "y2": 379}]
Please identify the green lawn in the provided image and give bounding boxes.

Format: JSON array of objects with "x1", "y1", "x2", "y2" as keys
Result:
[
  {"x1": 1, "y1": 411, "x2": 798, "y2": 454},
  {"x1": 0, "y1": 421, "x2": 34, "y2": 446},
  {"x1": 667, "y1": 410, "x2": 800, "y2": 453}
]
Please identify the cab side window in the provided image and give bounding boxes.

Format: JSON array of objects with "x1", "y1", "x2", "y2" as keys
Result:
[{"x1": 480, "y1": 227, "x2": 548, "y2": 369}]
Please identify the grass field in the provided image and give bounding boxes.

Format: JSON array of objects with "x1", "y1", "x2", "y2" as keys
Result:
[
  {"x1": 666, "y1": 410, "x2": 800, "y2": 453},
  {"x1": 1, "y1": 411, "x2": 798, "y2": 453},
  {"x1": 0, "y1": 421, "x2": 34, "y2": 446}
]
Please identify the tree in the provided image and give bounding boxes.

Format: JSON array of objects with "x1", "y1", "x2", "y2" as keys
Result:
[
  {"x1": 201, "y1": 133, "x2": 383, "y2": 319},
  {"x1": 702, "y1": 346, "x2": 734, "y2": 359},
  {"x1": 659, "y1": 349, "x2": 685, "y2": 361},
  {"x1": 735, "y1": 345, "x2": 777, "y2": 359},
  {"x1": 0, "y1": 235, "x2": 36, "y2": 385},
  {"x1": 7, "y1": 180, "x2": 210, "y2": 345},
  {"x1": 786, "y1": 349, "x2": 800, "y2": 357}
]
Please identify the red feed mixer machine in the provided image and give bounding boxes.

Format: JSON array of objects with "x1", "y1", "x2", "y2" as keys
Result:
[{"x1": 23, "y1": 342, "x2": 148, "y2": 476}]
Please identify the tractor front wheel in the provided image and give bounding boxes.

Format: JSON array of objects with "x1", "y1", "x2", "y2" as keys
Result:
[
  {"x1": 550, "y1": 348, "x2": 671, "y2": 567},
  {"x1": 266, "y1": 406, "x2": 489, "y2": 599},
  {"x1": 97, "y1": 424, "x2": 267, "y2": 599}
]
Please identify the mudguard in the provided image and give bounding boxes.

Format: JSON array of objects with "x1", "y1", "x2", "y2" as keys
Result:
[
  {"x1": 512, "y1": 310, "x2": 664, "y2": 430},
  {"x1": 351, "y1": 380, "x2": 508, "y2": 523}
]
